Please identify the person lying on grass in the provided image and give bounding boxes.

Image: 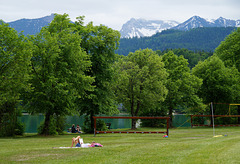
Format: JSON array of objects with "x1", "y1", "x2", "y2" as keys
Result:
[
  {"x1": 71, "y1": 136, "x2": 82, "y2": 148},
  {"x1": 90, "y1": 141, "x2": 103, "y2": 147},
  {"x1": 71, "y1": 136, "x2": 103, "y2": 148}
]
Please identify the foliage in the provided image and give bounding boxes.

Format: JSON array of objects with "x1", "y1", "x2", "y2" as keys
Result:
[
  {"x1": 215, "y1": 28, "x2": 240, "y2": 109},
  {"x1": 114, "y1": 49, "x2": 168, "y2": 129},
  {"x1": 55, "y1": 115, "x2": 67, "y2": 135},
  {"x1": 116, "y1": 27, "x2": 236, "y2": 56},
  {"x1": 23, "y1": 14, "x2": 94, "y2": 135},
  {"x1": 14, "y1": 121, "x2": 25, "y2": 135},
  {"x1": 38, "y1": 115, "x2": 57, "y2": 135},
  {"x1": 156, "y1": 48, "x2": 213, "y2": 68},
  {"x1": 140, "y1": 108, "x2": 167, "y2": 127},
  {"x1": 161, "y1": 51, "x2": 203, "y2": 126},
  {"x1": 74, "y1": 17, "x2": 121, "y2": 133},
  {"x1": 0, "y1": 21, "x2": 32, "y2": 136},
  {"x1": 192, "y1": 55, "x2": 240, "y2": 115},
  {"x1": 82, "y1": 115, "x2": 107, "y2": 133},
  {"x1": 215, "y1": 28, "x2": 240, "y2": 71},
  {"x1": 37, "y1": 114, "x2": 66, "y2": 135}
]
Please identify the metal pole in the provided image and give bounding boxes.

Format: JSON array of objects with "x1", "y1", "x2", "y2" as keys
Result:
[{"x1": 211, "y1": 102, "x2": 215, "y2": 137}]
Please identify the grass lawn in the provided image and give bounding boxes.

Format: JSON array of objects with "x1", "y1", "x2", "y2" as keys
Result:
[{"x1": 1, "y1": 127, "x2": 240, "y2": 164}]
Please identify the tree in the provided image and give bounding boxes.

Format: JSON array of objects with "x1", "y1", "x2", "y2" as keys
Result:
[
  {"x1": 192, "y1": 55, "x2": 240, "y2": 116},
  {"x1": 74, "y1": 18, "x2": 121, "y2": 133},
  {"x1": 215, "y1": 28, "x2": 240, "y2": 71},
  {"x1": 161, "y1": 51, "x2": 203, "y2": 127},
  {"x1": 24, "y1": 14, "x2": 94, "y2": 135},
  {"x1": 157, "y1": 48, "x2": 213, "y2": 69},
  {"x1": 215, "y1": 28, "x2": 240, "y2": 121},
  {"x1": 0, "y1": 21, "x2": 32, "y2": 136},
  {"x1": 114, "y1": 49, "x2": 168, "y2": 129}
]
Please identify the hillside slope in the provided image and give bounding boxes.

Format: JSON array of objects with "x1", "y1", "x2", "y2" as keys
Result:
[{"x1": 116, "y1": 27, "x2": 237, "y2": 55}]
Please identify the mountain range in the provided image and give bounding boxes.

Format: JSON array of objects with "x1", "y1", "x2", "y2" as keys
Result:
[
  {"x1": 172, "y1": 16, "x2": 240, "y2": 31},
  {"x1": 2, "y1": 14, "x2": 240, "y2": 38},
  {"x1": 120, "y1": 18, "x2": 179, "y2": 38},
  {"x1": 117, "y1": 27, "x2": 237, "y2": 55},
  {"x1": 7, "y1": 14, "x2": 55, "y2": 35},
  {"x1": 121, "y1": 16, "x2": 240, "y2": 38}
]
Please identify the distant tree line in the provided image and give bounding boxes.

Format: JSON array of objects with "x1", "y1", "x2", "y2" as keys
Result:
[
  {"x1": 156, "y1": 49, "x2": 213, "y2": 68},
  {"x1": 1, "y1": 13, "x2": 240, "y2": 136}
]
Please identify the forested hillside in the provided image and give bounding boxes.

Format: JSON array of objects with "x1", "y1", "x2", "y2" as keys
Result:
[
  {"x1": 116, "y1": 27, "x2": 237, "y2": 55},
  {"x1": 156, "y1": 49, "x2": 213, "y2": 68}
]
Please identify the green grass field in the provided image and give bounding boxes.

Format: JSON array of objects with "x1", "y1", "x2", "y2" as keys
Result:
[{"x1": 1, "y1": 127, "x2": 240, "y2": 164}]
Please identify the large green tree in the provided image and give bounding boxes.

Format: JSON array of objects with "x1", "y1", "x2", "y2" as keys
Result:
[
  {"x1": 215, "y1": 28, "x2": 240, "y2": 119},
  {"x1": 192, "y1": 55, "x2": 240, "y2": 116},
  {"x1": 0, "y1": 21, "x2": 32, "y2": 136},
  {"x1": 114, "y1": 49, "x2": 168, "y2": 129},
  {"x1": 74, "y1": 18, "x2": 121, "y2": 132},
  {"x1": 161, "y1": 51, "x2": 203, "y2": 127},
  {"x1": 24, "y1": 14, "x2": 94, "y2": 135},
  {"x1": 215, "y1": 28, "x2": 240, "y2": 71}
]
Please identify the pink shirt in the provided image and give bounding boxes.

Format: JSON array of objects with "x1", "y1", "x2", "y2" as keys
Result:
[{"x1": 90, "y1": 143, "x2": 103, "y2": 147}]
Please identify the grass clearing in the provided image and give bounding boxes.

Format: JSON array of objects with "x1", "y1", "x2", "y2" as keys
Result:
[{"x1": 1, "y1": 127, "x2": 240, "y2": 163}]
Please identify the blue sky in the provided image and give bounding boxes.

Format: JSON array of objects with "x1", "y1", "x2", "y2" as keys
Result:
[{"x1": 1, "y1": 0, "x2": 240, "y2": 30}]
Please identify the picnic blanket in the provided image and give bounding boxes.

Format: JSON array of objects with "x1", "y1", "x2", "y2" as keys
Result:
[
  {"x1": 52, "y1": 144, "x2": 91, "y2": 149},
  {"x1": 52, "y1": 138, "x2": 102, "y2": 149}
]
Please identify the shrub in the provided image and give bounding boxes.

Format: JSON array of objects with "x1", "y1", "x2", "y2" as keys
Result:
[{"x1": 83, "y1": 115, "x2": 107, "y2": 133}]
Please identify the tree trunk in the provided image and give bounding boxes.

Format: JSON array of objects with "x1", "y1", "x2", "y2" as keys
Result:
[
  {"x1": 90, "y1": 111, "x2": 95, "y2": 133},
  {"x1": 42, "y1": 112, "x2": 51, "y2": 135},
  {"x1": 131, "y1": 119, "x2": 137, "y2": 130}
]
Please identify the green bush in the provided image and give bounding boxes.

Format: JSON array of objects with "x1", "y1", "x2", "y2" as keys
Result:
[
  {"x1": 96, "y1": 119, "x2": 108, "y2": 131},
  {"x1": 140, "y1": 109, "x2": 167, "y2": 128},
  {"x1": 14, "y1": 121, "x2": 25, "y2": 135},
  {"x1": 56, "y1": 116, "x2": 66, "y2": 135},
  {"x1": 83, "y1": 116, "x2": 107, "y2": 133},
  {"x1": 37, "y1": 116, "x2": 57, "y2": 135},
  {"x1": 82, "y1": 116, "x2": 93, "y2": 133}
]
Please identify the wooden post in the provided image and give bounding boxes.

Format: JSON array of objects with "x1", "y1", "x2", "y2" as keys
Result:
[{"x1": 191, "y1": 115, "x2": 193, "y2": 128}]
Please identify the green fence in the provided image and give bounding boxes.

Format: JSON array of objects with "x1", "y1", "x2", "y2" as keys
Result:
[
  {"x1": 172, "y1": 114, "x2": 191, "y2": 127},
  {"x1": 19, "y1": 114, "x2": 191, "y2": 133}
]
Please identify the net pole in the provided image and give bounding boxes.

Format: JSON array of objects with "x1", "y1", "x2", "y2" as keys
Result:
[{"x1": 211, "y1": 102, "x2": 215, "y2": 137}]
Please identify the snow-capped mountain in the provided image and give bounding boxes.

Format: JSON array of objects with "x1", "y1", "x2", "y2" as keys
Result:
[
  {"x1": 8, "y1": 14, "x2": 55, "y2": 35},
  {"x1": 3, "y1": 14, "x2": 240, "y2": 38},
  {"x1": 172, "y1": 16, "x2": 240, "y2": 31},
  {"x1": 172, "y1": 16, "x2": 212, "y2": 31},
  {"x1": 213, "y1": 17, "x2": 240, "y2": 27},
  {"x1": 120, "y1": 18, "x2": 179, "y2": 38},
  {"x1": 121, "y1": 16, "x2": 240, "y2": 38}
]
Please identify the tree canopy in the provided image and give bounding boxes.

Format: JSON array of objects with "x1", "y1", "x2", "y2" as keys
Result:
[
  {"x1": 0, "y1": 21, "x2": 32, "y2": 136},
  {"x1": 192, "y1": 55, "x2": 240, "y2": 115},
  {"x1": 215, "y1": 28, "x2": 240, "y2": 71},
  {"x1": 23, "y1": 14, "x2": 94, "y2": 135},
  {"x1": 73, "y1": 17, "x2": 121, "y2": 132},
  {"x1": 161, "y1": 51, "x2": 202, "y2": 126},
  {"x1": 114, "y1": 49, "x2": 168, "y2": 129}
]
